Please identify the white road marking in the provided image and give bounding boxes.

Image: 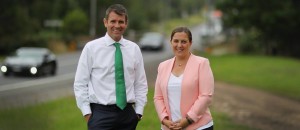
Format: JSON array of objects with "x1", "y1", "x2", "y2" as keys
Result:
[{"x1": 0, "y1": 73, "x2": 75, "y2": 92}]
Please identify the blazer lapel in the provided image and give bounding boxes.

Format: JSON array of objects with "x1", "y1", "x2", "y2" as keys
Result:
[
  {"x1": 161, "y1": 57, "x2": 175, "y2": 113},
  {"x1": 162, "y1": 57, "x2": 175, "y2": 94},
  {"x1": 181, "y1": 53, "x2": 194, "y2": 88},
  {"x1": 180, "y1": 54, "x2": 195, "y2": 112}
]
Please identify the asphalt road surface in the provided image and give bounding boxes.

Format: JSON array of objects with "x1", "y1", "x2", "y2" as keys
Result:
[{"x1": 0, "y1": 41, "x2": 174, "y2": 109}]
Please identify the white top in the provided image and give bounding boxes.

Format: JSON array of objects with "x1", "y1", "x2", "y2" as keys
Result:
[
  {"x1": 74, "y1": 33, "x2": 148, "y2": 116},
  {"x1": 168, "y1": 73, "x2": 183, "y2": 122},
  {"x1": 166, "y1": 73, "x2": 213, "y2": 130}
]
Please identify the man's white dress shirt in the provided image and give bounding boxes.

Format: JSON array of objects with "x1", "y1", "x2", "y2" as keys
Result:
[{"x1": 74, "y1": 33, "x2": 148, "y2": 116}]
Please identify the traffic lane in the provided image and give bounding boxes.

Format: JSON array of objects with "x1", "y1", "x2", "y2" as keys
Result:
[
  {"x1": 55, "y1": 51, "x2": 81, "y2": 75},
  {"x1": 0, "y1": 51, "x2": 80, "y2": 108},
  {"x1": 142, "y1": 51, "x2": 173, "y2": 87},
  {"x1": 0, "y1": 48, "x2": 167, "y2": 91},
  {"x1": 0, "y1": 44, "x2": 172, "y2": 108},
  {"x1": 0, "y1": 51, "x2": 80, "y2": 86},
  {"x1": 0, "y1": 56, "x2": 168, "y2": 109},
  {"x1": 0, "y1": 73, "x2": 75, "y2": 109}
]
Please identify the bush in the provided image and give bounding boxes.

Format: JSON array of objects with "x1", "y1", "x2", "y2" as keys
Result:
[
  {"x1": 63, "y1": 9, "x2": 89, "y2": 37},
  {"x1": 238, "y1": 29, "x2": 263, "y2": 54}
]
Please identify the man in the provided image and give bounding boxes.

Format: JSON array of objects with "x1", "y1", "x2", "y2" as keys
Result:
[{"x1": 74, "y1": 4, "x2": 148, "y2": 130}]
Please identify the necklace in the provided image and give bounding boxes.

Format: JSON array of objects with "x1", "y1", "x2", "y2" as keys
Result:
[{"x1": 176, "y1": 62, "x2": 185, "y2": 67}]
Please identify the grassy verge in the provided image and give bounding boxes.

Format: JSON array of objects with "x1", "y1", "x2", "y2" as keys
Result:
[
  {"x1": 203, "y1": 53, "x2": 300, "y2": 101},
  {"x1": 0, "y1": 96, "x2": 85, "y2": 130},
  {"x1": 0, "y1": 87, "x2": 253, "y2": 130}
]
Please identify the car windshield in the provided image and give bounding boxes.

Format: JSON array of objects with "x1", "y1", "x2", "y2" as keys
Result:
[
  {"x1": 15, "y1": 49, "x2": 46, "y2": 59},
  {"x1": 141, "y1": 33, "x2": 162, "y2": 42}
]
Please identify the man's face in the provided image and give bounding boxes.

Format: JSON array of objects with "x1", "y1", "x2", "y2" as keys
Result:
[{"x1": 103, "y1": 11, "x2": 128, "y2": 42}]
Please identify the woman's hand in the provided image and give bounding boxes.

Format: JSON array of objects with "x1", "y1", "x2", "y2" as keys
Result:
[
  {"x1": 174, "y1": 118, "x2": 190, "y2": 129},
  {"x1": 162, "y1": 118, "x2": 182, "y2": 130}
]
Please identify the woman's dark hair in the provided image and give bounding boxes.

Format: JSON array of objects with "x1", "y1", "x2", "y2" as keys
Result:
[
  {"x1": 170, "y1": 27, "x2": 192, "y2": 42},
  {"x1": 105, "y1": 4, "x2": 128, "y2": 22}
]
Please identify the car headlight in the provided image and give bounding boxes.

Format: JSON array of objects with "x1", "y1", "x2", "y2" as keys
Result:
[
  {"x1": 1, "y1": 66, "x2": 7, "y2": 73},
  {"x1": 30, "y1": 67, "x2": 37, "y2": 75}
]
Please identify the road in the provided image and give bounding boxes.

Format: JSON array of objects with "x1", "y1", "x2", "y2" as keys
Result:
[
  {"x1": 0, "y1": 51, "x2": 79, "y2": 108},
  {"x1": 0, "y1": 41, "x2": 174, "y2": 109}
]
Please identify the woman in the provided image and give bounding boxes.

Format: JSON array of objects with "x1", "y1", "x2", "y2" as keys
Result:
[{"x1": 154, "y1": 27, "x2": 214, "y2": 130}]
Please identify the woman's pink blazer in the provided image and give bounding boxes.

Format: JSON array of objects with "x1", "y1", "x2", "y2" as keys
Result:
[{"x1": 154, "y1": 54, "x2": 214, "y2": 130}]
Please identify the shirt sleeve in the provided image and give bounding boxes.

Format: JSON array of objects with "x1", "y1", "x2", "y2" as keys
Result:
[
  {"x1": 74, "y1": 45, "x2": 93, "y2": 116},
  {"x1": 133, "y1": 47, "x2": 148, "y2": 115}
]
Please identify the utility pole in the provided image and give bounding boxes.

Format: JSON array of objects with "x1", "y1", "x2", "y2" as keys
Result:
[{"x1": 89, "y1": 0, "x2": 97, "y2": 38}]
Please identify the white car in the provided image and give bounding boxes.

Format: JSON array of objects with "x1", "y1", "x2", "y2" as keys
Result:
[{"x1": 139, "y1": 32, "x2": 165, "y2": 50}]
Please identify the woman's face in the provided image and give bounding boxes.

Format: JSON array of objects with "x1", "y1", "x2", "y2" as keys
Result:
[{"x1": 170, "y1": 32, "x2": 191, "y2": 59}]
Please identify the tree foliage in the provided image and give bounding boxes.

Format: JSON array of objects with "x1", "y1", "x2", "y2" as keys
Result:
[
  {"x1": 216, "y1": 0, "x2": 300, "y2": 58},
  {"x1": 63, "y1": 9, "x2": 88, "y2": 36},
  {"x1": 0, "y1": 0, "x2": 203, "y2": 55}
]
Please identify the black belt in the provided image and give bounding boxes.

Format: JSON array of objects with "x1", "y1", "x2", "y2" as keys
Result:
[{"x1": 90, "y1": 103, "x2": 135, "y2": 111}]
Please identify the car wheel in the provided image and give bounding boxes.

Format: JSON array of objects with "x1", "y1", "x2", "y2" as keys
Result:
[
  {"x1": 50, "y1": 64, "x2": 56, "y2": 76},
  {"x1": 36, "y1": 69, "x2": 44, "y2": 77},
  {"x1": 3, "y1": 72, "x2": 10, "y2": 77}
]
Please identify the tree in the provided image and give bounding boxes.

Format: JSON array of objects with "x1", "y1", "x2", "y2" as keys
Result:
[
  {"x1": 0, "y1": 0, "x2": 40, "y2": 54},
  {"x1": 0, "y1": 0, "x2": 204, "y2": 55},
  {"x1": 217, "y1": 0, "x2": 300, "y2": 58},
  {"x1": 63, "y1": 9, "x2": 88, "y2": 37}
]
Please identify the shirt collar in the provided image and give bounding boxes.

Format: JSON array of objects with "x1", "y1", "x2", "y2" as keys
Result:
[{"x1": 104, "y1": 33, "x2": 126, "y2": 46}]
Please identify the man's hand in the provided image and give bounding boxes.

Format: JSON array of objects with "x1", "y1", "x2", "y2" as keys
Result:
[
  {"x1": 84, "y1": 114, "x2": 91, "y2": 122},
  {"x1": 136, "y1": 114, "x2": 143, "y2": 121}
]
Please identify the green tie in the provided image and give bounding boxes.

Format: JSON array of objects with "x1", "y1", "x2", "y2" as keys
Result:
[{"x1": 114, "y1": 43, "x2": 127, "y2": 110}]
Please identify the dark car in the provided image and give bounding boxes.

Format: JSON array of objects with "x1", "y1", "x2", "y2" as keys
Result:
[
  {"x1": 139, "y1": 32, "x2": 165, "y2": 51},
  {"x1": 0, "y1": 47, "x2": 57, "y2": 77}
]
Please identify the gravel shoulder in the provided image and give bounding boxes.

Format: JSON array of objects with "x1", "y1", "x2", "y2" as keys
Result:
[{"x1": 213, "y1": 81, "x2": 300, "y2": 130}]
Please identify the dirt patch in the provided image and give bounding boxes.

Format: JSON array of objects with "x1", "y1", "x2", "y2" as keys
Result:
[{"x1": 212, "y1": 82, "x2": 300, "y2": 130}]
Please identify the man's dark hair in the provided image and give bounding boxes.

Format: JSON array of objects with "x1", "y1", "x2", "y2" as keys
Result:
[{"x1": 105, "y1": 4, "x2": 128, "y2": 22}]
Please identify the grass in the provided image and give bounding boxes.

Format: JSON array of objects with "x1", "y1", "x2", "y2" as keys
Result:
[
  {"x1": 0, "y1": 87, "x2": 253, "y2": 130},
  {"x1": 204, "y1": 54, "x2": 300, "y2": 101},
  {"x1": 0, "y1": 97, "x2": 86, "y2": 130}
]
